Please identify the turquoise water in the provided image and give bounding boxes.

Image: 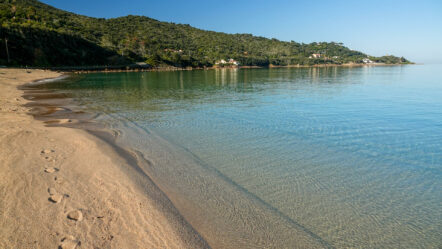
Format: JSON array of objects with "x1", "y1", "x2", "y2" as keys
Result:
[{"x1": 42, "y1": 65, "x2": 441, "y2": 248}]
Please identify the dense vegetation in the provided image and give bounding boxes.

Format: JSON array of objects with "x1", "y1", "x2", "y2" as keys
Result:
[{"x1": 0, "y1": 0, "x2": 411, "y2": 67}]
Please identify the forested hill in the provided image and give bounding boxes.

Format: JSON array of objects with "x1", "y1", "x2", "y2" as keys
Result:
[{"x1": 0, "y1": 0, "x2": 411, "y2": 67}]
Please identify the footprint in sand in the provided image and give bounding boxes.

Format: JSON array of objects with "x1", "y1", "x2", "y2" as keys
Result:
[
  {"x1": 45, "y1": 157, "x2": 57, "y2": 163},
  {"x1": 54, "y1": 176, "x2": 64, "y2": 184},
  {"x1": 44, "y1": 167, "x2": 59, "y2": 173},
  {"x1": 41, "y1": 149, "x2": 55, "y2": 154},
  {"x1": 59, "y1": 235, "x2": 80, "y2": 249},
  {"x1": 67, "y1": 210, "x2": 83, "y2": 221},
  {"x1": 41, "y1": 149, "x2": 57, "y2": 162},
  {"x1": 48, "y1": 187, "x2": 58, "y2": 195},
  {"x1": 49, "y1": 193, "x2": 63, "y2": 203},
  {"x1": 48, "y1": 187, "x2": 63, "y2": 203}
]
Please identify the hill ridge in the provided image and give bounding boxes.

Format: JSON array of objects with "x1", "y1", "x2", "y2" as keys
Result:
[{"x1": 0, "y1": 0, "x2": 411, "y2": 67}]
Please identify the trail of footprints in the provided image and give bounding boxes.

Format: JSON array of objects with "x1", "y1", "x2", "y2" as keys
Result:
[{"x1": 40, "y1": 147, "x2": 82, "y2": 249}]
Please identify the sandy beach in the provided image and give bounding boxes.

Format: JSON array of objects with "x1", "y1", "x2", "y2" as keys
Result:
[{"x1": 0, "y1": 69, "x2": 208, "y2": 249}]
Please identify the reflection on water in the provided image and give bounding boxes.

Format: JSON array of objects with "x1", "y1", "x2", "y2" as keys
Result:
[{"x1": 41, "y1": 66, "x2": 441, "y2": 248}]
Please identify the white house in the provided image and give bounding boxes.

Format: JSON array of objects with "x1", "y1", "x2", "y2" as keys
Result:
[
  {"x1": 362, "y1": 58, "x2": 373, "y2": 64},
  {"x1": 215, "y1": 59, "x2": 227, "y2": 65},
  {"x1": 215, "y1": 59, "x2": 239, "y2": 66},
  {"x1": 310, "y1": 53, "x2": 321, "y2": 59},
  {"x1": 228, "y1": 58, "x2": 239, "y2": 65}
]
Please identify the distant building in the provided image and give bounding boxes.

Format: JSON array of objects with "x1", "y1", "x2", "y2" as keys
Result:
[
  {"x1": 228, "y1": 58, "x2": 239, "y2": 65},
  {"x1": 362, "y1": 58, "x2": 373, "y2": 64},
  {"x1": 309, "y1": 53, "x2": 322, "y2": 59},
  {"x1": 163, "y1": 48, "x2": 183, "y2": 53},
  {"x1": 215, "y1": 59, "x2": 227, "y2": 65},
  {"x1": 215, "y1": 59, "x2": 239, "y2": 66}
]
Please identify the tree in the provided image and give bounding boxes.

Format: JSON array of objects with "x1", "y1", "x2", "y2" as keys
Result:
[{"x1": 5, "y1": 38, "x2": 10, "y2": 63}]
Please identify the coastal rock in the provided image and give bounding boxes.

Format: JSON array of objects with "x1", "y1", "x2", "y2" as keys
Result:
[
  {"x1": 67, "y1": 210, "x2": 83, "y2": 221},
  {"x1": 49, "y1": 193, "x2": 63, "y2": 203},
  {"x1": 60, "y1": 236, "x2": 80, "y2": 249}
]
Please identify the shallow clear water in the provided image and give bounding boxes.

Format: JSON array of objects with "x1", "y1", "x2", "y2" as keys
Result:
[{"x1": 42, "y1": 65, "x2": 441, "y2": 248}]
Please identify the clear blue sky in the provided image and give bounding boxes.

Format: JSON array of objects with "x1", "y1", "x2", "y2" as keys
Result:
[{"x1": 41, "y1": 0, "x2": 442, "y2": 63}]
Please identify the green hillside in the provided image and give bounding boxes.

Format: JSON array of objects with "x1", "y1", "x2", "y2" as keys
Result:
[{"x1": 0, "y1": 0, "x2": 411, "y2": 67}]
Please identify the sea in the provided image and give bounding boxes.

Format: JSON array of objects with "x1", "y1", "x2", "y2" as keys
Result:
[{"x1": 34, "y1": 65, "x2": 442, "y2": 248}]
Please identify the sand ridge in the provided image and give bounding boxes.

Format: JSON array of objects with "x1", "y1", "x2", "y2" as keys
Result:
[{"x1": 0, "y1": 69, "x2": 209, "y2": 249}]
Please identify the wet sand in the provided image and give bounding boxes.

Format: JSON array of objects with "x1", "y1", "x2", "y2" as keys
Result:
[{"x1": 0, "y1": 69, "x2": 209, "y2": 249}]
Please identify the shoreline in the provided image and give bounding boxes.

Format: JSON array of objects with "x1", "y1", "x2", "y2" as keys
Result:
[
  {"x1": 0, "y1": 68, "x2": 209, "y2": 249},
  {"x1": 7, "y1": 62, "x2": 412, "y2": 74}
]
